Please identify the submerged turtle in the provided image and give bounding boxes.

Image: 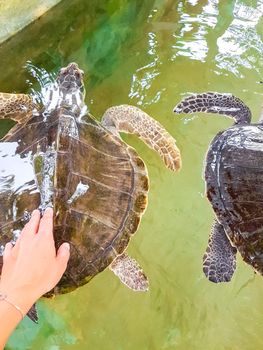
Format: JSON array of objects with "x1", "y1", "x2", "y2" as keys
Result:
[
  {"x1": 174, "y1": 92, "x2": 263, "y2": 283},
  {"x1": 0, "y1": 63, "x2": 181, "y2": 321}
]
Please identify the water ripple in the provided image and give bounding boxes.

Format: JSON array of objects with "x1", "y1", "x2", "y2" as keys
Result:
[
  {"x1": 216, "y1": 2, "x2": 263, "y2": 77},
  {"x1": 172, "y1": 0, "x2": 219, "y2": 62}
]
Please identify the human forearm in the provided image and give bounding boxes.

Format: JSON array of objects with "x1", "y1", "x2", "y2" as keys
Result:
[
  {"x1": 0, "y1": 288, "x2": 36, "y2": 349},
  {"x1": 0, "y1": 209, "x2": 70, "y2": 348}
]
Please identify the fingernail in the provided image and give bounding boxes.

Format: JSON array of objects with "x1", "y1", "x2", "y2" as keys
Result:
[
  {"x1": 5, "y1": 242, "x2": 13, "y2": 249},
  {"x1": 63, "y1": 242, "x2": 70, "y2": 250},
  {"x1": 45, "y1": 207, "x2": 53, "y2": 214},
  {"x1": 32, "y1": 209, "x2": 39, "y2": 216}
]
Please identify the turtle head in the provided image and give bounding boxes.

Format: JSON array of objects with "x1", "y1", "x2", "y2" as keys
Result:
[{"x1": 56, "y1": 62, "x2": 86, "y2": 113}]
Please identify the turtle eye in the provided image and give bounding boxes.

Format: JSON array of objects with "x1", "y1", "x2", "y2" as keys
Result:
[{"x1": 59, "y1": 67, "x2": 69, "y2": 77}]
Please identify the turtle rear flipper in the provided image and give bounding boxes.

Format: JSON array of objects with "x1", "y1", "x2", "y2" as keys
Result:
[
  {"x1": 203, "y1": 221, "x2": 237, "y2": 283},
  {"x1": 109, "y1": 253, "x2": 149, "y2": 291}
]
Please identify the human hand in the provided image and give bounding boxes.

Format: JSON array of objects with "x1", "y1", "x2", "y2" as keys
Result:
[{"x1": 0, "y1": 208, "x2": 70, "y2": 314}]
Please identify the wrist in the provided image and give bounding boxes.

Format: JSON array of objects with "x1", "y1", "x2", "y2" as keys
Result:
[
  {"x1": 0, "y1": 284, "x2": 38, "y2": 316},
  {"x1": 0, "y1": 292, "x2": 25, "y2": 320}
]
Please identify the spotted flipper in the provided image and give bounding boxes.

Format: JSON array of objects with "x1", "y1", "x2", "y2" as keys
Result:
[
  {"x1": 101, "y1": 105, "x2": 181, "y2": 172},
  {"x1": 203, "y1": 221, "x2": 237, "y2": 283},
  {"x1": 174, "y1": 92, "x2": 251, "y2": 125},
  {"x1": 109, "y1": 253, "x2": 149, "y2": 291},
  {"x1": 0, "y1": 93, "x2": 36, "y2": 123},
  {"x1": 27, "y1": 303, "x2": 38, "y2": 323}
]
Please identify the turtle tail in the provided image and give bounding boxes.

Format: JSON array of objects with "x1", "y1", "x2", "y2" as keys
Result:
[{"x1": 174, "y1": 92, "x2": 251, "y2": 125}]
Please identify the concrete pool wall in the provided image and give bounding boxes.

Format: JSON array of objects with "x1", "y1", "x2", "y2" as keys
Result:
[{"x1": 0, "y1": 0, "x2": 62, "y2": 44}]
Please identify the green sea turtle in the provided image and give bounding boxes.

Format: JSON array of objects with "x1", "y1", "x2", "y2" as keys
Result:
[
  {"x1": 174, "y1": 92, "x2": 263, "y2": 283},
  {"x1": 0, "y1": 63, "x2": 181, "y2": 321}
]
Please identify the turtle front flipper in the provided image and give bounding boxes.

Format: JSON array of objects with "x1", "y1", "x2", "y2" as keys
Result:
[
  {"x1": 109, "y1": 253, "x2": 149, "y2": 291},
  {"x1": 203, "y1": 221, "x2": 237, "y2": 283},
  {"x1": 0, "y1": 93, "x2": 36, "y2": 123},
  {"x1": 101, "y1": 105, "x2": 181, "y2": 172},
  {"x1": 174, "y1": 92, "x2": 251, "y2": 125}
]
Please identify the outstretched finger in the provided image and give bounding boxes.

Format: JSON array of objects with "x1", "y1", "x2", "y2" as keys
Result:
[
  {"x1": 38, "y1": 207, "x2": 54, "y2": 237},
  {"x1": 3, "y1": 242, "x2": 13, "y2": 262},
  {"x1": 23, "y1": 210, "x2": 41, "y2": 236},
  {"x1": 11, "y1": 210, "x2": 41, "y2": 257},
  {"x1": 55, "y1": 242, "x2": 70, "y2": 278},
  {"x1": 15, "y1": 210, "x2": 40, "y2": 244}
]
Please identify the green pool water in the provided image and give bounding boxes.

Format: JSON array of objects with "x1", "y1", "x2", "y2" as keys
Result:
[{"x1": 1, "y1": 0, "x2": 263, "y2": 349}]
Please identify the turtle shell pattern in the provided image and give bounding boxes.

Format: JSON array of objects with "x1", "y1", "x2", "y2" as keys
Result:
[
  {"x1": 206, "y1": 123, "x2": 263, "y2": 274},
  {"x1": 0, "y1": 109, "x2": 149, "y2": 294}
]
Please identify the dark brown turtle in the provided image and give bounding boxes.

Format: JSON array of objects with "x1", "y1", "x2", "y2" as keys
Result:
[
  {"x1": 174, "y1": 92, "x2": 263, "y2": 283},
  {"x1": 0, "y1": 63, "x2": 181, "y2": 321}
]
